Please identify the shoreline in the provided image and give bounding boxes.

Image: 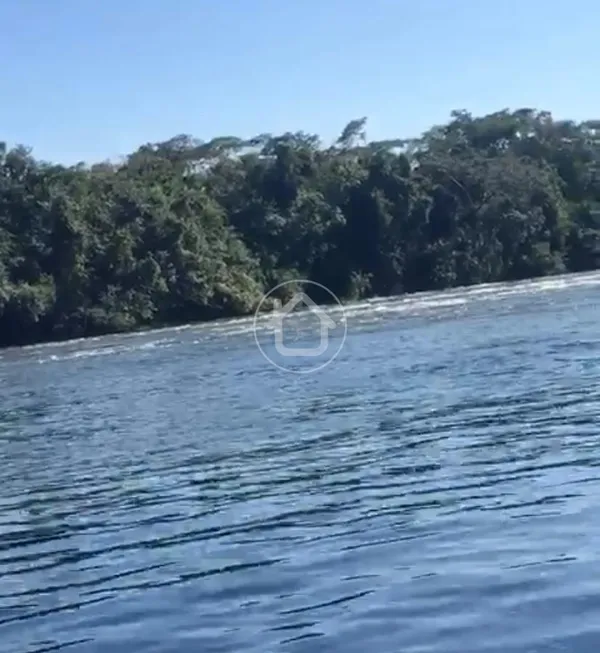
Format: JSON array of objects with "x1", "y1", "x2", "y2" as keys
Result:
[{"x1": 5, "y1": 268, "x2": 599, "y2": 353}]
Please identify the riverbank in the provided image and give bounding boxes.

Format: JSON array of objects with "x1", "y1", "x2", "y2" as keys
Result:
[
  {"x1": 5, "y1": 268, "x2": 600, "y2": 353},
  {"x1": 2, "y1": 108, "x2": 599, "y2": 348}
]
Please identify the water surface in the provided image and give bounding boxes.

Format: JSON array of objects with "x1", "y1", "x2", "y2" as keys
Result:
[{"x1": 2, "y1": 271, "x2": 600, "y2": 652}]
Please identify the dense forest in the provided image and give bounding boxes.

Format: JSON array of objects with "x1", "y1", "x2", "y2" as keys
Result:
[{"x1": 1, "y1": 108, "x2": 600, "y2": 347}]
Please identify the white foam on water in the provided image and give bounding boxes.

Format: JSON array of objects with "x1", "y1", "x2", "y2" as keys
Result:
[{"x1": 6, "y1": 270, "x2": 599, "y2": 365}]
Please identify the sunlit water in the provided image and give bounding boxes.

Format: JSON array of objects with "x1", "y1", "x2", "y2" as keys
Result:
[{"x1": 2, "y1": 271, "x2": 600, "y2": 652}]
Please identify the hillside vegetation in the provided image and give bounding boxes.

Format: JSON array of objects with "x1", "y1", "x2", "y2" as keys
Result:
[{"x1": 2, "y1": 109, "x2": 600, "y2": 347}]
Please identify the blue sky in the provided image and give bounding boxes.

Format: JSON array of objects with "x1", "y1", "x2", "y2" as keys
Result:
[{"x1": 2, "y1": 0, "x2": 599, "y2": 165}]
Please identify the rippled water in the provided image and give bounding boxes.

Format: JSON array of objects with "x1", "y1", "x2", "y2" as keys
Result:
[{"x1": 2, "y1": 272, "x2": 600, "y2": 652}]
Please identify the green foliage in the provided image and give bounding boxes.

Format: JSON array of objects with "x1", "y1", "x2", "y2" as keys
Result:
[{"x1": 1, "y1": 109, "x2": 600, "y2": 347}]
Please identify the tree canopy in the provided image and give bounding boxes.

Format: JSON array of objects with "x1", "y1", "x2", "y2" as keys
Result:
[{"x1": 1, "y1": 108, "x2": 600, "y2": 347}]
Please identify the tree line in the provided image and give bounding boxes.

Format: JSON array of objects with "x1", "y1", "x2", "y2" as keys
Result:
[{"x1": 1, "y1": 108, "x2": 600, "y2": 347}]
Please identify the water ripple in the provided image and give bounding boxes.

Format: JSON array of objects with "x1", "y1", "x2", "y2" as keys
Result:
[{"x1": 2, "y1": 272, "x2": 600, "y2": 652}]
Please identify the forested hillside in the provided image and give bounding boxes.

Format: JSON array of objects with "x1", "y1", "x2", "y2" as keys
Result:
[{"x1": 2, "y1": 109, "x2": 600, "y2": 347}]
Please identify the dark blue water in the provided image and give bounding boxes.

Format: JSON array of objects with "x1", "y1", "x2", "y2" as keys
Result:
[{"x1": 2, "y1": 271, "x2": 600, "y2": 653}]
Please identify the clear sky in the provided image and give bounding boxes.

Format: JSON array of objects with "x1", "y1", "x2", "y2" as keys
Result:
[{"x1": 2, "y1": 0, "x2": 599, "y2": 165}]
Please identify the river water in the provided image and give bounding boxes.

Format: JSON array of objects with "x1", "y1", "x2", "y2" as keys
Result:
[{"x1": 2, "y1": 271, "x2": 600, "y2": 652}]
